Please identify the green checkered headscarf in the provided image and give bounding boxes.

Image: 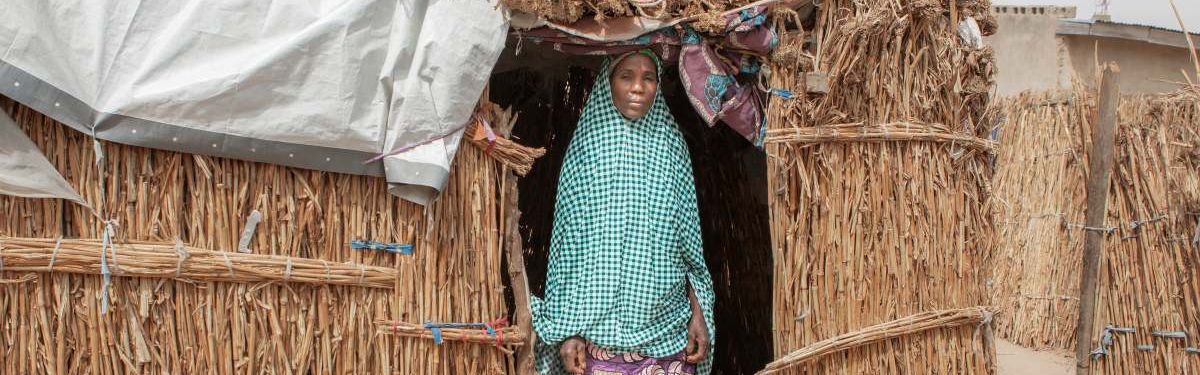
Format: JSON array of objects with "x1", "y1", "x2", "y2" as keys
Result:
[{"x1": 532, "y1": 50, "x2": 716, "y2": 374}]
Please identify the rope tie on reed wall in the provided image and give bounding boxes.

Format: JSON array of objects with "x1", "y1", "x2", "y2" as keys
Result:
[
  {"x1": 971, "y1": 307, "x2": 994, "y2": 354},
  {"x1": 283, "y1": 258, "x2": 293, "y2": 281},
  {"x1": 99, "y1": 220, "x2": 116, "y2": 314},
  {"x1": 173, "y1": 239, "x2": 189, "y2": 277},
  {"x1": 90, "y1": 130, "x2": 120, "y2": 315},
  {"x1": 48, "y1": 236, "x2": 63, "y2": 272},
  {"x1": 220, "y1": 250, "x2": 234, "y2": 277}
]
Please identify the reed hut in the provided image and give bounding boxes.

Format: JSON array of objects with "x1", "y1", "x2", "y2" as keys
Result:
[
  {"x1": 0, "y1": 0, "x2": 1003, "y2": 373},
  {"x1": 990, "y1": 83, "x2": 1200, "y2": 374}
]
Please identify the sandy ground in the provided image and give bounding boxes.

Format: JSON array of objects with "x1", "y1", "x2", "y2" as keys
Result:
[{"x1": 995, "y1": 338, "x2": 1074, "y2": 375}]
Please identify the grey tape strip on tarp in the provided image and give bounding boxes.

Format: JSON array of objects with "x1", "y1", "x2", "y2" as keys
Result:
[{"x1": 0, "y1": 61, "x2": 386, "y2": 177}]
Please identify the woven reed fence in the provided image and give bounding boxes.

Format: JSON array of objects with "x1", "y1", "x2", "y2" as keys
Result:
[
  {"x1": 990, "y1": 84, "x2": 1200, "y2": 374},
  {"x1": 0, "y1": 96, "x2": 529, "y2": 374},
  {"x1": 762, "y1": 0, "x2": 997, "y2": 373}
]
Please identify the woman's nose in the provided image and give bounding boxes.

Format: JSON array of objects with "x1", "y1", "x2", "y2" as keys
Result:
[{"x1": 630, "y1": 80, "x2": 645, "y2": 93}]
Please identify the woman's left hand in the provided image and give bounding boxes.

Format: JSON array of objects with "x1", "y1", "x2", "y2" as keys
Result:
[{"x1": 684, "y1": 312, "x2": 709, "y2": 363}]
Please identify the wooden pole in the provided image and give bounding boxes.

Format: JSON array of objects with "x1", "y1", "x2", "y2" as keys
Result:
[
  {"x1": 502, "y1": 170, "x2": 537, "y2": 373},
  {"x1": 1075, "y1": 63, "x2": 1120, "y2": 375}
]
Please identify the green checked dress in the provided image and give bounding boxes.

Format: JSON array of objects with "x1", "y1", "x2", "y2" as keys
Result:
[{"x1": 532, "y1": 52, "x2": 716, "y2": 375}]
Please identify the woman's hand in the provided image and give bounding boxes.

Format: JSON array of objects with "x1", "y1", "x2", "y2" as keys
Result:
[
  {"x1": 559, "y1": 336, "x2": 588, "y2": 374},
  {"x1": 685, "y1": 312, "x2": 709, "y2": 363},
  {"x1": 685, "y1": 283, "x2": 709, "y2": 363}
]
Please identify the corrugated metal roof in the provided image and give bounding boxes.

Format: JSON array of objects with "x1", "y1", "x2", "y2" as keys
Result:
[{"x1": 1057, "y1": 19, "x2": 1200, "y2": 49}]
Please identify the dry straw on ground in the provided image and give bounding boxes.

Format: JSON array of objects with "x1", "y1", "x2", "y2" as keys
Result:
[
  {"x1": 990, "y1": 83, "x2": 1200, "y2": 374},
  {"x1": 0, "y1": 97, "x2": 521, "y2": 374},
  {"x1": 764, "y1": 0, "x2": 998, "y2": 373}
]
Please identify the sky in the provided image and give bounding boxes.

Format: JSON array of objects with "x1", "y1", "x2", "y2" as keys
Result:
[{"x1": 993, "y1": 0, "x2": 1200, "y2": 32}]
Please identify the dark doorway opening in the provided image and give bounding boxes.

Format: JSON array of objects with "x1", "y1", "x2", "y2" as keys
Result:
[{"x1": 490, "y1": 40, "x2": 773, "y2": 374}]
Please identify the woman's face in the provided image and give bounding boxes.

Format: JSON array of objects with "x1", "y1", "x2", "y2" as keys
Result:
[{"x1": 609, "y1": 54, "x2": 659, "y2": 121}]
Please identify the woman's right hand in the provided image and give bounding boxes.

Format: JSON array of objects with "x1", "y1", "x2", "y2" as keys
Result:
[{"x1": 559, "y1": 336, "x2": 588, "y2": 374}]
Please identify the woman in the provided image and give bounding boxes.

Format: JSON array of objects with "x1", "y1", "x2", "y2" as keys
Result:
[{"x1": 532, "y1": 49, "x2": 716, "y2": 375}]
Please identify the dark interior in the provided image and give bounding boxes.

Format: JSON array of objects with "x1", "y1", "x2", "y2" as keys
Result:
[{"x1": 490, "y1": 40, "x2": 773, "y2": 374}]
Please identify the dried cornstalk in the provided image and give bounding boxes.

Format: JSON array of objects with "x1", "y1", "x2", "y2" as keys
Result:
[{"x1": 0, "y1": 237, "x2": 397, "y2": 289}]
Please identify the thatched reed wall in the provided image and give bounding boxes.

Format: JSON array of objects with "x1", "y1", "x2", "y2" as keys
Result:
[
  {"x1": 761, "y1": 0, "x2": 998, "y2": 373},
  {"x1": 991, "y1": 85, "x2": 1200, "y2": 374},
  {"x1": 0, "y1": 97, "x2": 518, "y2": 374}
]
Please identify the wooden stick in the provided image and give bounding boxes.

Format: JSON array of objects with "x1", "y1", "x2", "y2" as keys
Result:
[
  {"x1": 501, "y1": 169, "x2": 538, "y2": 372},
  {"x1": 1075, "y1": 63, "x2": 1120, "y2": 375},
  {"x1": 1167, "y1": 0, "x2": 1200, "y2": 79}
]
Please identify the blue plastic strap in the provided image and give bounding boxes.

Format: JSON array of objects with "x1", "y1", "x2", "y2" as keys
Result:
[
  {"x1": 422, "y1": 321, "x2": 499, "y2": 345},
  {"x1": 350, "y1": 240, "x2": 413, "y2": 255},
  {"x1": 769, "y1": 88, "x2": 794, "y2": 99},
  {"x1": 423, "y1": 322, "x2": 445, "y2": 345}
]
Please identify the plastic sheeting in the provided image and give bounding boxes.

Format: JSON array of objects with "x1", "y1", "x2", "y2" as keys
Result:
[
  {"x1": 0, "y1": 0, "x2": 509, "y2": 205},
  {"x1": 0, "y1": 110, "x2": 84, "y2": 204}
]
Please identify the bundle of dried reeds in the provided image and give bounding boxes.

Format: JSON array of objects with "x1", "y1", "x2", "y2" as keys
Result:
[
  {"x1": 763, "y1": 0, "x2": 998, "y2": 373},
  {"x1": 764, "y1": 121, "x2": 997, "y2": 153},
  {"x1": 0, "y1": 96, "x2": 516, "y2": 374},
  {"x1": 758, "y1": 307, "x2": 994, "y2": 374},
  {"x1": 375, "y1": 320, "x2": 527, "y2": 347},
  {"x1": 469, "y1": 99, "x2": 547, "y2": 176},
  {"x1": 0, "y1": 237, "x2": 397, "y2": 289},
  {"x1": 990, "y1": 84, "x2": 1200, "y2": 374}
]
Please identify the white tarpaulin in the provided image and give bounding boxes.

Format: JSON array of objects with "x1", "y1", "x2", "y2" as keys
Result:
[
  {"x1": 0, "y1": 0, "x2": 509, "y2": 205},
  {"x1": 0, "y1": 110, "x2": 84, "y2": 203}
]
